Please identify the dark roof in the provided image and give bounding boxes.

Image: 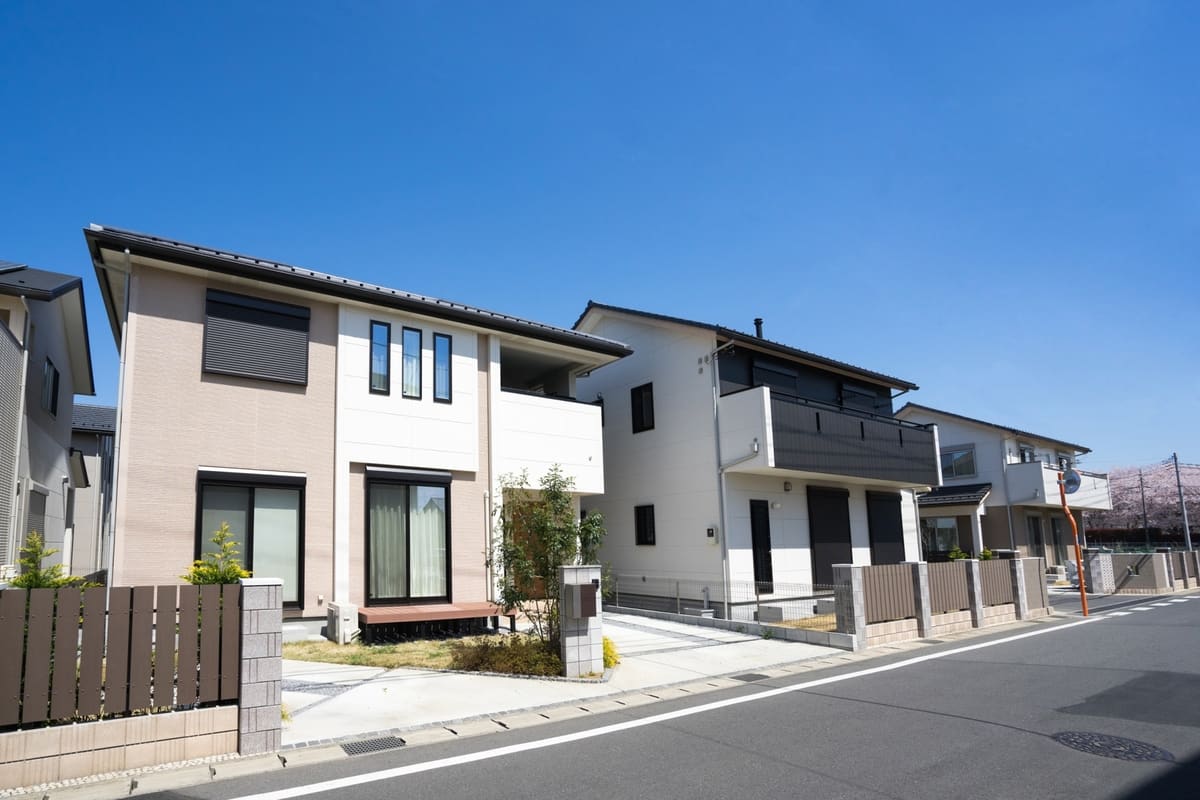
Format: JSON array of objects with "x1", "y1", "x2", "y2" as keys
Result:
[
  {"x1": 896, "y1": 403, "x2": 1091, "y2": 454},
  {"x1": 72, "y1": 403, "x2": 117, "y2": 433},
  {"x1": 0, "y1": 261, "x2": 86, "y2": 301},
  {"x1": 916, "y1": 482, "x2": 992, "y2": 508},
  {"x1": 84, "y1": 225, "x2": 632, "y2": 359},
  {"x1": 574, "y1": 301, "x2": 918, "y2": 391}
]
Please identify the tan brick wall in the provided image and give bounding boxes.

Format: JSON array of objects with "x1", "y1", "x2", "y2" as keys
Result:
[{"x1": 112, "y1": 265, "x2": 336, "y2": 614}]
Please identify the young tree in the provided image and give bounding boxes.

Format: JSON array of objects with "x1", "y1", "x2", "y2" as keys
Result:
[
  {"x1": 490, "y1": 465, "x2": 605, "y2": 646},
  {"x1": 9, "y1": 531, "x2": 93, "y2": 588},
  {"x1": 182, "y1": 522, "x2": 251, "y2": 584}
]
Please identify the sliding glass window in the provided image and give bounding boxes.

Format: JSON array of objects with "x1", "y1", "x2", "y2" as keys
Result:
[
  {"x1": 197, "y1": 477, "x2": 304, "y2": 606},
  {"x1": 367, "y1": 477, "x2": 449, "y2": 604},
  {"x1": 402, "y1": 327, "x2": 422, "y2": 398},
  {"x1": 369, "y1": 321, "x2": 390, "y2": 394},
  {"x1": 433, "y1": 333, "x2": 452, "y2": 403}
]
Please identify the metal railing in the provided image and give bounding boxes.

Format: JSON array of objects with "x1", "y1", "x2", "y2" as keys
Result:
[{"x1": 610, "y1": 574, "x2": 838, "y2": 631}]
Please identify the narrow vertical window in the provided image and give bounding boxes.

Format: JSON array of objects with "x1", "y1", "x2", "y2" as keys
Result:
[
  {"x1": 41, "y1": 358, "x2": 60, "y2": 417},
  {"x1": 635, "y1": 504, "x2": 655, "y2": 545},
  {"x1": 631, "y1": 382, "x2": 654, "y2": 433},
  {"x1": 402, "y1": 327, "x2": 422, "y2": 399},
  {"x1": 369, "y1": 321, "x2": 390, "y2": 394},
  {"x1": 433, "y1": 333, "x2": 452, "y2": 403}
]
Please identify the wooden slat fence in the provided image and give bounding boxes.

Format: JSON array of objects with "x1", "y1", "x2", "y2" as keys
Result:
[
  {"x1": 1023, "y1": 559, "x2": 1047, "y2": 609},
  {"x1": 979, "y1": 560, "x2": 1014, "y2": 606},
  {"x1": 0, "y1": 584, "x2": 240, "y2": 730},
  {"x1": 928, "y1": 561, "x2": 970, "y2": 614},
  {"x1": 863, "y1": 564, "x2": 917, "y2": 624}
]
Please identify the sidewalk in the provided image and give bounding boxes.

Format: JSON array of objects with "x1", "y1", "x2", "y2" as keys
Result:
[{"x1": 281, "y1": 611, "x2": 848, "y2": 747}]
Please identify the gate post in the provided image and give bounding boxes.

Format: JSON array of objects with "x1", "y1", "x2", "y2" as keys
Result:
[
  {"x1": 904, "y1": 562, "x2": 932, "y2": 637},
  {"x1": 238, "y1": 578, "x2": 283, "y2": 755},
  {"x1": 965, "y1": 560, "x2": 984, "y2": 628},
  {"x1": 832, "y1": 564, "x2": 865, "y2": 651},
  {"x1": 1010, "y1": 558, "x2": 1029, "y2": 620}
]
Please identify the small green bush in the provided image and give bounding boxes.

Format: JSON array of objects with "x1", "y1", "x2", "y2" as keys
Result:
[
  {"x1": 182, "y1": 522, "x2": 251, "y2": 584},
  {"x1": 9, "y1": 532, "x2": 96, "y2": 588},
  {"x1": 979, "y1": 548, "x2": 994, "y2": 560},
  {"x1": 448, "y1": 635, "x2": 563, "y2": 676},
  {"x1": 947, "y1": 546, "x2": 969, "y2": 561},
  {"x1": 602, "y1": 636, "x2": 620, "y2": 668}
]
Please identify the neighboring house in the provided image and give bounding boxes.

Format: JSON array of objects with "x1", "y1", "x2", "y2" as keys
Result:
[
  {"x1": 893, "y1": 403, "x2": 1112, "y2": 566},
  {"x1": 573, "y1": 303, "x2": 941, "y2": 613},
  {"x1": 86, "y1": 225, "x2": 630, "y2": 624},
  {"x1": 0, "y1": 261, "x2": 96, "y2": 578},
  {"x1": 69, "y1": 403, "x2": 116, "y2": 581}
]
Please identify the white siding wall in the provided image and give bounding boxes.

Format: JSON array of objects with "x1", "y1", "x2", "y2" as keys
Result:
[
  {"x1": 577, "y1": 317, "x2": 722, "y2": 583},
  {"x1": 908, "y1": 415, "x2": 1011, "y2": 506},
  {"x1": 493, "y1": 391, "x2": 604, "y2": 494}
]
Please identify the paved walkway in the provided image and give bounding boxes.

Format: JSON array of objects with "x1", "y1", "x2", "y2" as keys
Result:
[{"x1": 281, "y1": 611, "x2": 841, "y2": 746}]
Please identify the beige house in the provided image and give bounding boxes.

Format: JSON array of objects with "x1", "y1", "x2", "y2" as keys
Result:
[
  {"x1": 86, "y1": 226, "x2": 629, "y2": 631},
  {"x1": 894, "y1": 403, "x2": 1112, "y2": 566}
]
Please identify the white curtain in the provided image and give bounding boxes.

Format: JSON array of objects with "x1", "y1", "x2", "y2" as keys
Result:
[
  {"x1": 409, "y1": 486, "x2": 446, "y2": 597},
  {"x1": 369, "y1": 484, "x2": 408, "y2": 600}
]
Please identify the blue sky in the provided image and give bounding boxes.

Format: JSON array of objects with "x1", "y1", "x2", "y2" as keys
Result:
[{"x1": 1, "y1": 1, "x2": 1196, "y2": 470}]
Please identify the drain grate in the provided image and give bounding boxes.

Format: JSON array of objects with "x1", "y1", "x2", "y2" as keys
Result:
[
  {"x1": 1051, "y1": 732, "x2": 1174, "y2": 762},
  {"x1": 731, "y1": 673, "x2": 771, "y2": 682},
  {"x1": 341, "y1": 735, "x2": 406, "y2": 756}
]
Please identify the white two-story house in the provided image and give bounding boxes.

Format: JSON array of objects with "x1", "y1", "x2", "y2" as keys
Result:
[
  {"x1": 894, "y1": 403, "x2": 1112, "y2": 566},
  {"x1": 574, "y1": 303, "x2": 941, "y2": 617},
  {"x1": 86, "y1": 226, "x2": 629, "y2": 634}
]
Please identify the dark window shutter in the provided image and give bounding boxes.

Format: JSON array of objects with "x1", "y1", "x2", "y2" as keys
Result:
[{"x1": 203, "y1": 290, "x2": 310, "y2": 385}]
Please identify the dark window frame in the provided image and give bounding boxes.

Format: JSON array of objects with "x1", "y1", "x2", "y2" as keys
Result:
[
  {"x1": 202, "y1": 289, "x2": 311, "y2": 386},
  {"x1": 940, "y1": 445, "x2": 977, "y2": 479},
  {"x1": 369, "y1": 320, "x2": 391, "y2": 395},
  {"x1": 631, "y1": 382, "x2": 655, "y2": 434},
  {"x1": 433, "y1": 332, "x2": 452, "y2": 403},
  {"x1": 635, "y1": 504, "x2": 656, "y2": 546},
  {"x1": 402, "y1": 327, "x2": 422, "y2": 399},
  {"x1": 194, "y1": 473, "x2": 306, "y2": 610},
  {"x1": 365, "y1": 471, "x2": 453, "y2": 606},
  {"x1": 41, "y1": 358, "x2": 60, "y2": 417}
]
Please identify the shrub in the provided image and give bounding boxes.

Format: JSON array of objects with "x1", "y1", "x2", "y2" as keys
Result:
[
  {"x1": 182, "y1": 522, "x2": 251, "y2": 584},
  {"x1": 9, "y1": 532, "x2": 96, "y2": 588},
  {"x1": 448, "y1": 635, "x2": 563, "y2": 676},
  {"x1": 979, "y1": 548, "x2": 994, "y2": 560},
  {"x1": 602, "y1": 636, "x2": 620, "y2": 668},
  {"x1": 947, "y1": 546, "x2": 969, "y2": 561}
]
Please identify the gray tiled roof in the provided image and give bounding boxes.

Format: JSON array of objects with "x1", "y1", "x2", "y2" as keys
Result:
[
  {"x1": 897, "y1": 403, "x2": 1090, "y2": 454},
  {"x1": 0, "y1": 260, "x2": 85, "y2": 301},
  {"x1": 916, "y1": 482, "x2": 993, "y2": 507},
  {"x1": 575, "y1": 301, "x2": 918, "y2": 391},
  {"x1": 85, "y1": 225, "x2": 632, "y2": 359},
  {"x1": 72, "y1": 403, "x2": 117, "y2": 433}
]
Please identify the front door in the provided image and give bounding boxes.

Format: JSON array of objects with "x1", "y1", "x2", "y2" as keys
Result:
[
  {"x1": 867, "y1": 491, "x2": 905, "y2": 565},
  {"x1": 1026, "y1": 515, "x2": 1045, "y2": 561},
  {"x1": 749, "y1": 499, "x2": 774, "y2": 594},
  {"x1": 808, "y1": 486, "x2": 852, "y2": 586}
]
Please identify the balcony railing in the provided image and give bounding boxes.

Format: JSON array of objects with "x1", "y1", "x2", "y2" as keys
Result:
[
  {"x1": 1006, "y1": 461, "x2": 1112, "y2": 510},
  {"x1": 494, "y1": 388, "x2": 605, "y2": 495},
  {"x1": 718, "y1": 386, "x2": 940, "y2": 487}
]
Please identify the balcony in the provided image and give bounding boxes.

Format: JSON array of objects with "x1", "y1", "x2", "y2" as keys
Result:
[
  {"x1": 1006, "y1": 461, "x2": 1112, "y2": 510},
  {"x1": 718, "y1": 386, "x2": 940, "y2": 488},
  {"x1": 493, "y1": 389, "x2": 605, "y2": 495}
]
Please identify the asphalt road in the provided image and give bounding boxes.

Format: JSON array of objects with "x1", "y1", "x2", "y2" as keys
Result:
[{"x1": 151, "y1": 596, "x2": 1200, "y2": 800}]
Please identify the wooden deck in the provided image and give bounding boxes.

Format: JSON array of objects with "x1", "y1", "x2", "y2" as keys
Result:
[{"x1": 358, "y1": 602, "x2": 516, "y2": 641}]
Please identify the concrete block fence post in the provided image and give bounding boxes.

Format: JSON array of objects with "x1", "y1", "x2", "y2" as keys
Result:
[
  {"x1": 238, "y1": 577, "x2": 283, "y2": 755},
  {"x1": 904, "y1": 561, "x2": 932, "y2": 637},
  {"x1": 1010, "y1": 558, "x2": 1029, "y2": 621},
  {"x1": 559, "y1": 565, "x2": 603, "y2": 678},
  {"x1": 832, "y1": 564, "x2": 865, "y2": 651},
  {"x1": 1084, "y1": 551, "x2": 1115, "y2": 595},
  {"x1": 965, "y1": 560, "x2": 984, "y2": 628}
]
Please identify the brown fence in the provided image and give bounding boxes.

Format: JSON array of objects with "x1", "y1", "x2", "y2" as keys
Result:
[
  {"x1": 863, "y1": 564, "x2": 917, "y2": 624},
  {"x1": 928, "y1": 561, "x2": 970, "y2": 614},
  {"x1": 979, "y1": 560, "x2": 1013, "y2": 606},
  {"x1": 1023, "y1": 559, "x2": 1047, "y2": 609},
  {"x1": 0, "y1": 584, "x2": 241, "y2": 730}
]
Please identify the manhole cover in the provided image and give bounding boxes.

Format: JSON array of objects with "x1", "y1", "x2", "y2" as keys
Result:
[
  {"x1": 341, "y1": 735, "x2": 406, "y2": 756},
  {"x1": 1051, "y1": 731, "x2": 1174, "y2": 762},
  {"x1": 731, "y1": 673, "x2": 770, "y2": 682}
]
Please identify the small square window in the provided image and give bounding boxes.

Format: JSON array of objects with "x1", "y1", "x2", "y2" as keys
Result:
[
  {"x1": 631, "y1": 383, "x2": 654, "y2": 434},
  {"x1": 940, "y1": 446, "x2": 976, "y2": 479},
  {"x1": 635, "y1": 504, "x2": 655, "y2": 545}
]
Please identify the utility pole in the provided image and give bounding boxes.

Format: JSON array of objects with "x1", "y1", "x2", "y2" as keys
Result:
[
  {"x1": 1139, "y1": 469, "x2": 1151, "y2": 550},
  {"x1": 1173, "y1": 453, "x2": 1193, "y2": 552}
]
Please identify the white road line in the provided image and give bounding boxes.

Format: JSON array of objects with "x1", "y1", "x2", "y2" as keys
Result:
[
  {"x1": 1106, "y1": 611, "x2": 1132, "y2": 616},
  {"x1": 1168, "y1": 599, "x2": 1188, "y2": 604},
  {"x1": 1131, "y1": 607, "x2": 1154, "y2": 611},
  {"x1": 1151, "y1": 603, "x2": 1171, "y2": 607},
  {"x1": 229, "y1": 617, "x2": 1100, "y2": 800}
]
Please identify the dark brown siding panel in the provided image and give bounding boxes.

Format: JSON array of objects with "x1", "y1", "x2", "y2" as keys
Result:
[
  {"x1": 128, "y1": 587, "x2": 155, "y2": 712},
  {"x1": 863, "y1": 564, "x2": 917, "y2": 624},
  {"x1": 77, "y1": 586, "x2": 106, "y2": 716},
  {"x1": 154, "y1": 585, "x2": 177, "y2": 709},
  {"x1": 980, "y1": 560, "x2": 1014, "y2": 606},
  {"x1": 198, "y1": 584, "x2": 220, "y2": 703},
  {"x1": 21, "y1": 589, "x2": 54, "y2": 724},
  {"x1": 220, "y1": 583, "x2": 240, "y2": 701},
  {"x1": 0, "y1": 589, "x2": 27, "y2": 726},
  {"x1": 929, "y1": 561, "x2": 971, "y2": 614},
  {"x1": 177, "y1": 585, "x2": 200, "y2": 707},
  {"x1": 105, "y1": 587, "x2": 132, "y2": 714},
  {"x1": 50, "y1": 587, "x2": 81, "y2": 721}
]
